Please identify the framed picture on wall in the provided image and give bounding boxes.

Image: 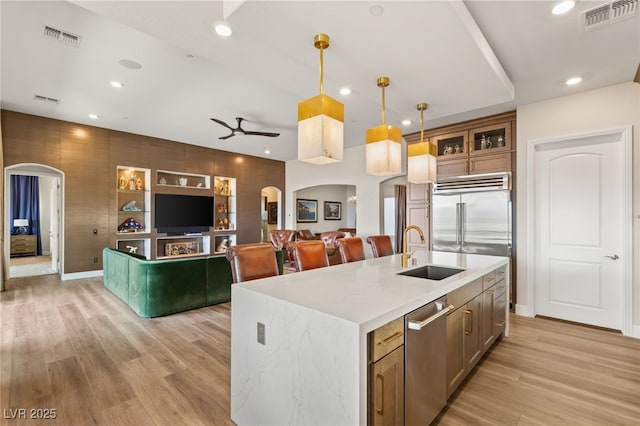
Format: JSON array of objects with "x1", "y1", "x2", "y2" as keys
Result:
[
  {"x1": 324, "y1": 201, "x2": 341, "y2": 220},
  {"x1": 267, "y1": 202, "x2": 278, "y2": 224},
  {"x1": 296, "y1": 199, "x2": 318, "y2": 223}
]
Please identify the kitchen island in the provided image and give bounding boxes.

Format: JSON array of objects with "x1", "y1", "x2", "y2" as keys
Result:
[{"x1": 231, "y1": 251, "x2": 509, "y2": 425}]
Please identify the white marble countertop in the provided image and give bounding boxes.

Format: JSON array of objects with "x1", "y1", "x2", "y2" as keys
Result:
[{"x1": 234, "y1": 250, "x2": 509, "y2": 333}]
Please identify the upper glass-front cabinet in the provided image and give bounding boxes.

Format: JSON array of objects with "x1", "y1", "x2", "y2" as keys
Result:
[{"x1": 469, "y1": 122, "x2": 512, "y2": 155}]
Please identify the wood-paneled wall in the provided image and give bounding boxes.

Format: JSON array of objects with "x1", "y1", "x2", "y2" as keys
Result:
[{"x1": 1, "y1": 110, "x2": 285, "y2": 274}]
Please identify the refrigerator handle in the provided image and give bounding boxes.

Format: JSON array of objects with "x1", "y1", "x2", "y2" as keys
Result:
[
  {"x1": 455, "y1": 203, "x2": 461, "y2": 244},
  {"x1": 460, "y1": 203, "x2": 466, "y2": 246}
]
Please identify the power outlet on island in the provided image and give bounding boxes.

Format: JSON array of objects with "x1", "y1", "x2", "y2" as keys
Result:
[{"x1": 257, "y1": 322, "x2": 265, "y2": 345}]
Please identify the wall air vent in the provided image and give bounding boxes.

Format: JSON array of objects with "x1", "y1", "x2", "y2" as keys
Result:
[
  {"x1": 433, "y1": 172, "x2": 510, "y2": 194},
  {"x1": 582, "y1": 0, "x2": 638, "y2": 31},
  {"x1": 43, "y1": 25, "x2": 82, "y2": 47},
  {"x1": 34, "y1": 95, "x2": 60, "y2": 104}
]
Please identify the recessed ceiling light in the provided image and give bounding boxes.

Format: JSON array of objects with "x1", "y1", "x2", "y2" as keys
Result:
[
  {"x1": 402, "y1": 119, "x2": 412, "y2": 126},
  {"x1": 370, "y1": 5, "x2": 384, "y2": 16},
  {"x1": 339, "y1": 87, "x2": 351, "y2": 96},
  {"x1": 566, "y1": 76, "x2": 582, "y2": 85},
  {"x1": 118, "y1": 59, "x2": 142, "y2": 70},
  {"x1": 264, "y1": 149, "x2": 271, "y2": 154},
  {"x1": 88, "y1": 113, "x2": 99, "y2": 119},
  {"x1": 214, "y1": 22, "x2": 233, "y2": 37},
  {"x1": 552, "y1": 1, "x2": 575, "y2": 15},
  {"x1": 110, "y1": 81, "x2": 123, "y2": 88}
]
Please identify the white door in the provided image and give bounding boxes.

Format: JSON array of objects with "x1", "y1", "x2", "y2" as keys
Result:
[
  {"x1": 534, "y1": 131, "x2": 629, "y2": 330},
  {"x1": 49, "y1": 179, "x2": 60, "y2": 272}
]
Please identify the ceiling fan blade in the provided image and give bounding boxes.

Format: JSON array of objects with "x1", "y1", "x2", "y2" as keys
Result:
[
  {"x1": 243, "y1": 131, "x2": 280, "y2": 137},
  {"x1": 210, "y1": 118, "x2": 234, "y2": 131},
  {"x1": 218, "y1": 133, "x2": 235, "y2": 140}
]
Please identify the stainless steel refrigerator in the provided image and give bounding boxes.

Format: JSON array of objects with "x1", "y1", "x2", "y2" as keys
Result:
[{"x1": 432, "y1": 172, "x2": 511, "y2": 257}]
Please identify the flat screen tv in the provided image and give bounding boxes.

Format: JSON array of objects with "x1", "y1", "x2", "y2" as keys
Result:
[{"x1": 155, "y1": 194, "x2": 214, "y2": 234}]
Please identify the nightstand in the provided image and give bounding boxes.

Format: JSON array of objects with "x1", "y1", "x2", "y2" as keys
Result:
[{"x1": 10, "y1": 234, "x2": 37, "y2": 257}]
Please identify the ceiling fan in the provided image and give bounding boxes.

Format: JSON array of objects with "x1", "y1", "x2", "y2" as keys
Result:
[{"x1": 210, "y1": 117, "x2": 280, "y2": 140}]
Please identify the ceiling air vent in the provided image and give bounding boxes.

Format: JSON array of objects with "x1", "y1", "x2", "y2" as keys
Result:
[
  {"x1": 34, "y1": 95, "x2": 60, "y2": 104},
  {"x1": 43, "y1": 25, "x2": 82, "y2": 47},
  {"x1": 582, "y1": 0, "x2": 638, "y2": 31}
]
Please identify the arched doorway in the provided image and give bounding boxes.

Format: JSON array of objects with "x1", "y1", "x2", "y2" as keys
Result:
[
  {"x1": 260, "y1": 186, "x2": 282, "y2": 241},
  {"x1": 4, "y1": 163, "x2": 64, "y2": 281}
]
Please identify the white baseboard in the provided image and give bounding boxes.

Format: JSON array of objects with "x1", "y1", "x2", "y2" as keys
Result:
[
  {"x1": 515, "y1": 304, "x2": 533, "y2": 317},
  {"x1": 61, "y1": 270, "x2": 103, "y2": 281}
]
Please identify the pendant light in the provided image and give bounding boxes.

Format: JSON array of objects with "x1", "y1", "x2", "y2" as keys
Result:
[
  {"x1": 407, "y1": 102, "x2": 437, "y2": 183},
  {"x1": 366, "y1": 76, "x2": 401, "y2": 176},
  {"x1": 297, "y1": 33, "x2": 344, "y2": 165}
]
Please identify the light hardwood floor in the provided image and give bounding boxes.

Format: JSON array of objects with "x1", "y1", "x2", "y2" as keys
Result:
[{"x1": 1, "y1": 275, "x2": 638, "y2": 425}]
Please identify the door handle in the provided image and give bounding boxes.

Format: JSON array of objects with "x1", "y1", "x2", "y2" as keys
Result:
[
  {"x1": 407, "y1": 304, "x2": 454, "y2": 330},
  {"x1": 603, "y1": 254, "x2": 619, "y2": 260},
  {"x1": 375, "y1": 373, "x2": 384, "y2": 415}
]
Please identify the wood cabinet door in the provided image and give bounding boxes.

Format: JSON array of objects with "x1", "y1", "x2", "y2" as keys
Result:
[
  {"x1": 482, "y1": 288, "x2": 496, "y2": 351},
  {"x1": 371, "y1": 346, "x2": 404, "y2": 426},
  {"x1": 468, "y1": 152, "x2": 512, "y2": 174},
  {"x1": 494, "y1": 291, "x2": 507, "y2": 338},
  {"x1": 406, "y1": 182, "x2": 431, "y2": 251},
  {"x1": 437, "y1": 158, "x2": 468, "y2": 179},
  {"x1": 469, "y1": 121, "x2": 512, "y2": 155},
  {"x1": 463, "y1": 295, "x2": 483, "y2": 369},
  {"x1": 446, "y1": 308, "x2": 465, "y2": 397}
]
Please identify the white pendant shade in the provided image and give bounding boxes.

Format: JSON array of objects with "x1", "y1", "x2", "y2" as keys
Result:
[
  {"x1": 297, "y1": 94, "x2": 344, "y2": 164},
  {"x1": 407, "y1": 141, "x2": 437, "y2": 183},
  {"x1": 366, "y1": 124, "x2": 402, "y2": 176}
]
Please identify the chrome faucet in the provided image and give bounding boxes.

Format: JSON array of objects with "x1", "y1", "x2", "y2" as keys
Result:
[{"x1": 402, "y1": 225, "x2": 425, "y2": 268}]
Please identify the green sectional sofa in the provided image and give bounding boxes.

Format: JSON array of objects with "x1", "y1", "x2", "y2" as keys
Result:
[{"x1": 103, "y1": 247, "x2": 283, "y2": 317}]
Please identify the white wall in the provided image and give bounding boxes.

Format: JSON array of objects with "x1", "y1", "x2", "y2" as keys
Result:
[
  {"x1": 286, "y1": 144, "x2": 406, "y2": 242},
  {"x1": 295, "y1": 185, "x2": 354, "y2": 234},
  {"x1": 516, "y1": 82, "x2": 640, "y2": 335}
]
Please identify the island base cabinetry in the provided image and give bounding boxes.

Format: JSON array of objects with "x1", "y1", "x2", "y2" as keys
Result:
[
  {"x1": 446, "y1": 268, "x2": 508, "y2": 397},
  {"x1": 368, "y1": 317, "x2": 404, "y2": 426}
]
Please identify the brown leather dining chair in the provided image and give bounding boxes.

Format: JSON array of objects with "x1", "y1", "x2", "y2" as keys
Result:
[
  {"x1": 320, "y1": 231, "x2": 345, "y2": 265},
  {"x1": 268, "y1": 229, "x2": 297, "y2": 264},
  {"x1": 297, "y1": 229, "x2": 320, "y2": 240},
  {"x1": 225, "y1": 242, "x2": 280, "y2": 283},
  {"x1": 288, "y1": 240, "x2": 330, "y2": 272},
  {"x1": 366, "y1": 235, "x2": 395, "y2": 258},
  {"x1": 334, "y1": 237, "x2": 365, "y2": 263}
]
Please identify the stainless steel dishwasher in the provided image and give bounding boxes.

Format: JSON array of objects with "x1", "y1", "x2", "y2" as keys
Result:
[{"x1": 405, "y1": 297, "x2": 454, "y2": 425}]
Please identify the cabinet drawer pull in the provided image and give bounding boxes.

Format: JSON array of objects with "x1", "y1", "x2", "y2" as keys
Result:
[
  {"x1": 375, "y1": 373, "x2": 384, "y2": 415},
  {"x1": 464, "y1": 309, "x2": 473, "y2": 335},
  {"x1": 496, "y1": 320, "x2": 505, "y2": 327},
  {"x1": 378, "y1": 331, "x2": 404, "y2": 346}
]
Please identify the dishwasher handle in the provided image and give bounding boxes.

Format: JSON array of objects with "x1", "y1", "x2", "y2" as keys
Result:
[{"x1": 407, "y1": 304, "x2": 454, "y2": 330}]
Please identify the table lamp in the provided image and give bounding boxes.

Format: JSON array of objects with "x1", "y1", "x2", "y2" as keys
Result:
[{"x1": 13, "y1": 219, "x2": 29, "y2": 235}]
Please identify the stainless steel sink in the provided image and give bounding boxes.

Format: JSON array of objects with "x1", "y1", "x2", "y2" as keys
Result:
[{"x1": 398, "y1": 265, "x2": 465, "y2": 281}]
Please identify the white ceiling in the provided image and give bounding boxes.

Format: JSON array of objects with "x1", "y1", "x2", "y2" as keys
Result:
[{"x1": 1, "y1": 1, "x2": 638, "y2": 162}]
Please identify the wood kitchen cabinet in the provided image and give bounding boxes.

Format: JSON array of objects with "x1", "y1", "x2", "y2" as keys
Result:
[
  {"x1": 446, "y1": 277, "x2": 484, "y2": 396},
  {"x1": 368, "y1": 317, "x2": 404, "y2": 426},
  {"x1": 482, "y1": 265, "x2": 508, "y2": 351},
  {"x1": 404, "y1": 111, "x2": 516, "y2": 180},
  {"x1": 370, "y1": 346, "x2": 404, "y2": 426},
  {"x1": 406, "y1": 182, "x2": 431, "y2": 251}
]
